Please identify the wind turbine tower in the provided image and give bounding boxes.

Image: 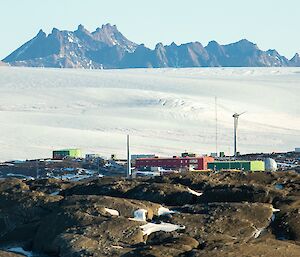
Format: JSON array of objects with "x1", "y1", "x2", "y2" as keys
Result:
[
  {"x1": 126, "y1": 135, "x2": 131, "y2": 177},
  {"x1": 233, "y1": 112, "x2": 246, "y2": 157}
]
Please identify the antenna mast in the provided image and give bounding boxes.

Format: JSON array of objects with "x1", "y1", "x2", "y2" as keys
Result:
[{"x1": 215, "y1": 96, "x2": 218, "y2": 156}]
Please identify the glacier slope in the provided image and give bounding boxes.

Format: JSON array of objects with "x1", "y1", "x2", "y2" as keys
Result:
[{"x1": 0, "y1": 67, "x2": 299, "y2": 161}]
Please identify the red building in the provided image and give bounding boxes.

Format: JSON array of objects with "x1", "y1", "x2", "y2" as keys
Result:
[{"x1": 135, "y1": 156, "x2": 214, "y2": 170}]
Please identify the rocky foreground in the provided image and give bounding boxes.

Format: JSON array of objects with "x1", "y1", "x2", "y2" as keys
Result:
[{"x1": 0, "y1": 171, "x2": 300, "y2": 256}]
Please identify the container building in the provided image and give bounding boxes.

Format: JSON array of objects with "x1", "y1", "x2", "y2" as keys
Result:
[
  {"x1": 52, "y1": 149, "x2": 81, "y2": 160},
  {"x1": 208, "y1": 160, "x2": 265, "y2": 171}
]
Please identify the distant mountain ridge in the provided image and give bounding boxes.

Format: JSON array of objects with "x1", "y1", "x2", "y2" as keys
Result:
[{"x1": 2, "y1": 24, "x2": 300, "y2": 68}]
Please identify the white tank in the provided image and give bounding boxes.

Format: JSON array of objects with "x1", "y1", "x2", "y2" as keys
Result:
[{"x1": 264, "y1": 158, "x2": 277, "y2": 172}]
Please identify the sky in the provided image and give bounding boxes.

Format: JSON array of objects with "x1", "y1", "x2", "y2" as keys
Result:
[{"x1": 1, "y1": 0, "x2": 299, "y2": 60}]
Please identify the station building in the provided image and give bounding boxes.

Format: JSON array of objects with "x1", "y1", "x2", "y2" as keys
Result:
[
  {"x1": 52, "y1": 149, "x2": 81, "y2": 160},
  {"x1": 208, "y1": 160, "x2": 265, "y2": 171},
  {"x1": 135, "y1": 156, "x2": 214, "y2": 170}
]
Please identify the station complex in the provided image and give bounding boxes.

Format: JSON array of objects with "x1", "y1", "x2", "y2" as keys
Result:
[
  {"x1": 135, "y1": 155, "x2": 266, "y2": 172},
  {"x1": 52, "y1": 149, "x2": 268, "y2": 172}
]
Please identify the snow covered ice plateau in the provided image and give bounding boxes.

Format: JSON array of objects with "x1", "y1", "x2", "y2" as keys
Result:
[{"x1": 0, "y1": 67, "x2": 299, "y2": 161}]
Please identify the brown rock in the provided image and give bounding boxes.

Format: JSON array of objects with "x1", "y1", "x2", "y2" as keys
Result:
[
  {"x1": 0, "y1": 250, "x2": 24, "y2": 257},
  {"x1": 188, "y1": 239, "x2": 300, "y2": 257},
  {"x1": 171, "y1": 203, "x2": 274, "y2": 245}
]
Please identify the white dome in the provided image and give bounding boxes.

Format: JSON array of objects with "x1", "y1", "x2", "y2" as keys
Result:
[{"x1": 264, "y1": 158, "x2": 277, "y2": 172}]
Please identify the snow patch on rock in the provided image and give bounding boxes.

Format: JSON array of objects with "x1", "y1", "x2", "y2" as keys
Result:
[
  {"x1": 6, "y1": 247, "x2": 34, "y2": 257},
  {"x1": 187, "y1": 187, "x2": 203, "y2": 196},
  {"x1": 140, "y1": 222, "x2": 185, "y2": 236},
  {"x1": 272, "y1": 207, "x2": 280, "y2": 212},
  {"x1": 158, "y1": 206, "x2": 177, "y2": 216},
  {"x1": 104, "y1": 208, "x2": 119, "y2": 216}
]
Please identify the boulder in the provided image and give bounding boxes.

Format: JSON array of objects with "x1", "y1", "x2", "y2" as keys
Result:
[
  {"x1": 187, "y1": 239, "x2": 300, "y2": 257},
  {"x1": 0, "y1": 179, "x2": 62, "y2": 244},
  {"x1": 170, "y1": 203, "x2": 274, "y2": 245}
]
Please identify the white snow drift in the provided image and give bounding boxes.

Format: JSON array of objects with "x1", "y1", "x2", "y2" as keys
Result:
[
  {"x1": 104, "y1": 208, "x2": 119, "y2": 216},
  {"x1": 0, "y1": 67, "x2": 299, "y2": 161},
  {"x1": 187, "y1": 187, "x2": 203, "y2": 196},
  {"x1": 158, "y1": 206, "x2": 177, "y2": 216},
  {"x1": 140, "y1": 222, "x2": 185, "y2": 236}
]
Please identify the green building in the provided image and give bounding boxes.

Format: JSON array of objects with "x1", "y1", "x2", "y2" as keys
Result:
[
  {"x1": 52, "y1": 149, "x2": 82, "y2": 160},
  {"x1": 208, "y1": 160, "x2": 265, "y2": 171}
]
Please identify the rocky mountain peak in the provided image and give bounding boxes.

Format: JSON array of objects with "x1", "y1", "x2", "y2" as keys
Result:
[
  {"x1": 190, "y1": 41, "x2": 205, "y2": 48},
  {"x1": 155, "y1": 43, "x2": 165, "y2": 50},
  {"x1": 225, "y1": 39, "x2": 257, "y2": 52},
  {"x1": 51, "y1": 28, "x2": 60, "y2": 36},
  {"x1": 75, "y1": 24, "x2": 92, "y2": 38},
  {"x1": 101, "y1": 23, "x2": 117, "y2": 31},
  {"x1": 77, "y1": 24, "x2": 85, "y2": 31},
  {"x1": 238, "y1": 38, "x2": 255, "y2": 44},
  {"x1": 206, "y1": 40, "x2": 221, "y2": 48},
  {"x1": 2, "y1": 24, "x2": 300, "y2": 69},
  {"x1": 36, "y1": 29, "x2": 46, "y2": 38},
  {"x1": 233, "y1": 39, "x2": 258, "y2": 49},
  {"x1": 290, "y1": 53, "x2": 300, "y2": 66},
  {"x1": 291, "y1": 53, "x2": 300, "y2": 60},
  {"x1": 91, "y1": 23, "x2": 137, "y2": 52},
  {"x1": 169, "y1": 42, "x2": 178, "y2": 47},
  {"x1": 267, "y1": 49, "x2": 280, "y2": 55}
]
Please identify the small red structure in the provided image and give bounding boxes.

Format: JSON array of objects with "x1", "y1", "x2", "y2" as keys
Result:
[{"x1": 135, "y1": 156, "x2": 214, "y2": 170}]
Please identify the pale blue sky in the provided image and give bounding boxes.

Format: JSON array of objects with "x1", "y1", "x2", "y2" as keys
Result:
[{"x1": 1, "y1": 0, "x2": 299, "y2": 60}]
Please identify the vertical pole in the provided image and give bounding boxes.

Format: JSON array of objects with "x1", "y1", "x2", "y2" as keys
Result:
[
  {"x1": 234, "y1": 118, "x2": 236, "y2": 157},
  {"x1": 233, "y1": 115, "x2": 238, "y2": 158},
  {"x1": 36, "y1": 160, "x2": 39, "y2": 179},
  {"x1": 127, "y1": 135, "x2": 131, "y2": 177},
  {"x1": 215, "y1": 96, "x2": 218, "y2": 156}
]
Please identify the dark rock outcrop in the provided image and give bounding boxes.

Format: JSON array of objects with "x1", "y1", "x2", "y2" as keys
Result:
[
  {"x1": 0, "y1": 171, "x2": 299, "y2": 256},
  {"x1": 0, "y1": 179, "x2": 62, "y2": 245},
  {"x1": 188, "y1": 239, "x2": 300, "y2": 257}
]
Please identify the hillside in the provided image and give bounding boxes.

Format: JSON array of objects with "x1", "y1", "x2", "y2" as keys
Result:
[{"x1": 1, "y1": 172, "x2": 300, "y2": 256}]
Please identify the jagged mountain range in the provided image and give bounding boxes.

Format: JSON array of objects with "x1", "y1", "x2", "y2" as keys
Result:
[{"x1": 2, "y1": 24, "x2": 300, "y2": 69}]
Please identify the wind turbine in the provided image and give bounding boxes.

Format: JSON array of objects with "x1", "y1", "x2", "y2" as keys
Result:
[
  {"x1": 233, "y1": 112, "x2": 246, "y2": 157},
  {"x1": 126, "y1": 135, "x2": 132, "y2": 177}
]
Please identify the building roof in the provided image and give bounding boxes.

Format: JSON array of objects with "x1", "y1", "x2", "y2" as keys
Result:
[
  {"x1": 210, "y1": 160, "x2": 262, "y2": 163},
  {"x1": 137, "y1": 156, "x2": 210, "y2": 161},
  {"x1": 53, "y1": 149, "x2": 81, "y2": 152}
]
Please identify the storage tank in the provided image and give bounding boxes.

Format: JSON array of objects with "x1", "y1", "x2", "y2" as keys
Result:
[{"x1": 264, "y1": 158, "x2": 277, "y2": 172}]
